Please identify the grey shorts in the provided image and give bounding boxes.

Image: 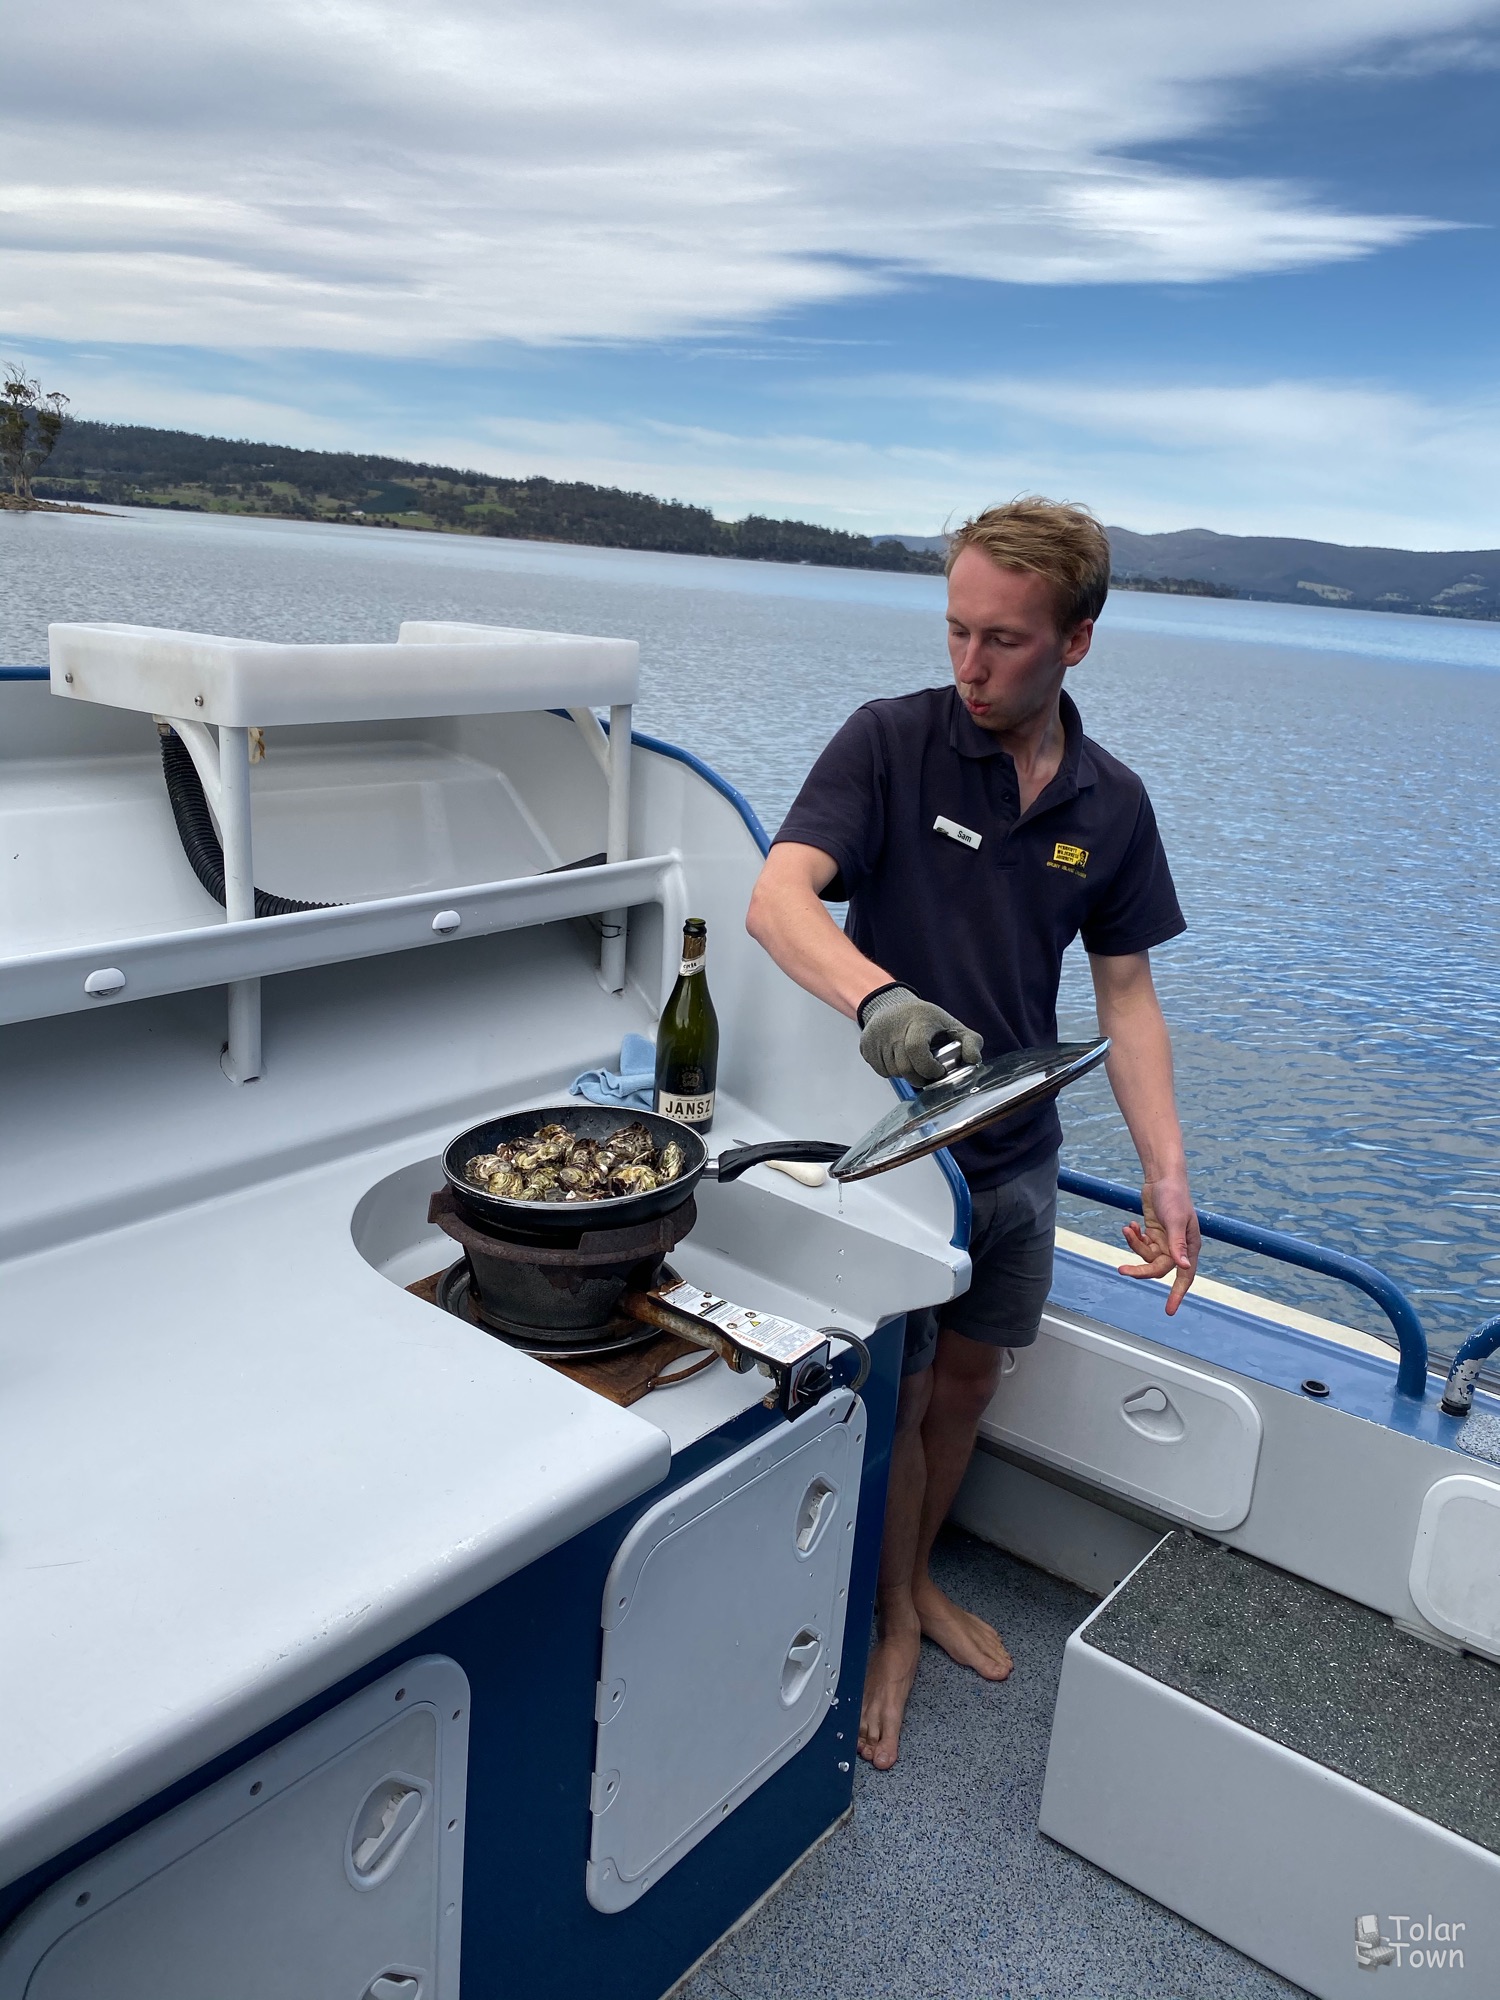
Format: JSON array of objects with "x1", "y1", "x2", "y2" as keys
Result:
[{"x1": 903, "y1": 1152, "x2": 1059, "y2": 1376}]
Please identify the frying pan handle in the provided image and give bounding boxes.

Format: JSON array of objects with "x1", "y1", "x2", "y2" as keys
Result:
[{"x1": 709, "y1": 1140, "x2": 848, "y2": 1185}]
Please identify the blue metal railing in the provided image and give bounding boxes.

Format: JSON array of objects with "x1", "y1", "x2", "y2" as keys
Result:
[
  {"x1": 1, "y1": 665, "x2": 48, "y2": 680},
  {"x1": 1057, "y1": 1166, "x2": 1431, "y2": 1401}
]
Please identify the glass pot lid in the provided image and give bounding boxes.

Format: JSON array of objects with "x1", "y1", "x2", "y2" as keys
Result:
[{"x1": 833, "y1": 1038, "x2": 1111, "y2": 1183}]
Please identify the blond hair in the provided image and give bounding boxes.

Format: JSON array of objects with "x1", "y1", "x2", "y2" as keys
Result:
[{"x1": 946, "y1": 497, "x2": 1111, "y2": 631}]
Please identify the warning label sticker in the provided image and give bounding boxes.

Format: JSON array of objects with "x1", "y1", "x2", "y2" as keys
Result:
[{"x1": 657, "y1": 1280, "x2": 827, "y2": 1366}]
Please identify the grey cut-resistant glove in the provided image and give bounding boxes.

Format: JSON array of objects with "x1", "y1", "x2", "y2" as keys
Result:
[{"x1": 857, "y1": 984, "x2": 984, "y2": 1085}]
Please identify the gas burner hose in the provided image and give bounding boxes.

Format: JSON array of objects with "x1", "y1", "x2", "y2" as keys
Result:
[
  {"x1": 160, "y1": 726, "x2": 338, "y2": 918},
  {"x1": 822, "y1": 1327, "x2": 872, "y2": 1393}
]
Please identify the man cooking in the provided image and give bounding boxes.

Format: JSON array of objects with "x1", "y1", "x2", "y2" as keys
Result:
[{"x1": 745, "y1": 498, "x2": 1200, "y2": 1770}]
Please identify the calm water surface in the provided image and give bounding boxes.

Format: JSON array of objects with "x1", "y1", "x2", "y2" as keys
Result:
[{"x1": 5, "y1": 505, "x2": 1500, "y2": 1356}]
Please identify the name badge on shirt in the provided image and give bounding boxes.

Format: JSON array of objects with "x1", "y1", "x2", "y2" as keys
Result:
[{"x1": 933, "y1": 814, "x2": 982, "y2": 851}]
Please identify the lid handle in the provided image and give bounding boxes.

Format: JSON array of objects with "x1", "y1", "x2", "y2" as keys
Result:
[{"x1": 930, "y1": 1032, "x2": 979, "y2": 1086}]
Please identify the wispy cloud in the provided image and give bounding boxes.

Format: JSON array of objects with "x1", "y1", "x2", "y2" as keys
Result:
[
  {"x1": 1, "y1": 0, "x2": 1489, "y2": 351},
  {"x1": 834, "y1": 372, "x2": 1500, "y2": 546}
]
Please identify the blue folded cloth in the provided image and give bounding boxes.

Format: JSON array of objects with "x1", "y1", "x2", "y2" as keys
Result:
[{"x1": 571, "y1": 1032, "x2": 656, "y2": 1110}]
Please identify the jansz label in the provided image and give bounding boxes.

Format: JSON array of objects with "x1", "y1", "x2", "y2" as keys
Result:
[{"x1": 658, "y1": 1090, "x2": 714, "y2": 1122}]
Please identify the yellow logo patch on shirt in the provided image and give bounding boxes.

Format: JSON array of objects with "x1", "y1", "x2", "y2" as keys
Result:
[{"x1": 1048, "y1": 841, "x2": 1089, "y2": 876}]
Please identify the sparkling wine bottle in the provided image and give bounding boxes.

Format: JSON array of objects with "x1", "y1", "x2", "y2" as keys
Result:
[{"x1": 654, "y1": 918, "x2": 719, "y2": 1132}]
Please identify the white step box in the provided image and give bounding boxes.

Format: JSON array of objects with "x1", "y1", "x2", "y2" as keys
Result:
[{"x1": 1041, "y1": 1629, "x2": 1500, "y2": 1999}]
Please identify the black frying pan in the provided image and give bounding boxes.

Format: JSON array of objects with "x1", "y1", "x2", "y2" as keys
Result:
[
  {"x1": 442, "y1": 1038, "x2": 1109, "y2": 1241},
  {"x1": 441, "y1": 1104, "x2": 842, "y2": 1238}
]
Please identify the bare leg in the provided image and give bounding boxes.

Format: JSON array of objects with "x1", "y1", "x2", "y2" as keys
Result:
[
  {"x1": 858, "y1": 1365, "x2": 932, "y2": 1770},
  {"x1": 910, "y1": 1328, "x2": 1013, "y2": 1680}
]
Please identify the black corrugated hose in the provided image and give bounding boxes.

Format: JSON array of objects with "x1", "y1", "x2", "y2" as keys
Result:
[{"x1": 160, "y1": 727, "x2": 336, "y2": 918}]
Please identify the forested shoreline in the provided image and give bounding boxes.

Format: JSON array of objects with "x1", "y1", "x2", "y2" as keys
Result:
[{"x1": 35, "y1": 421, "x2": 945, "y2": 574}]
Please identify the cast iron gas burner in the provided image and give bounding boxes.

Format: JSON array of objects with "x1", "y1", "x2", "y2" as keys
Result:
[
  {"x1": 427, "y1": 1182, "x2": 696, "y2": 1348},
  {"x1": 434, "y1": 1258, "x2": 684, "y2": 1360},
  {"x1": 425, "y1": 1181, "x2": 852, "y2": 1417}
]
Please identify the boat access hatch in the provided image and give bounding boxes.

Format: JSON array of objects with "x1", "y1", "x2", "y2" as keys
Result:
[
  {"x1": 0, "y1": 1659, "x2": 470, "y2": 2000},
  {"x1": 587, "y1": 1389, "x2": 866, "y2": 1912}
]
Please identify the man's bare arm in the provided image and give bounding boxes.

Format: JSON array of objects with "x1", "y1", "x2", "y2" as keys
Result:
[
  {"x1": 745, "y1": 842, "x2": 893, "y2": 1018},
  {"x1": 1088, "y1": 949, "x2": 1200, "y2": 1314}
]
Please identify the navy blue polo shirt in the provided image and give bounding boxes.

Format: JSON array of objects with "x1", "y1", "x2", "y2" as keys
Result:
[{"x1": 773, "y1": 686, "x2": 1185, "y2": 1188}]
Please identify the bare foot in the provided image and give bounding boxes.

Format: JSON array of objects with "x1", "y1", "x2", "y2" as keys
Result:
[
  {"x1": 858, "y1": 1617, "x2": 921, "y2": 1770},
  {"x1": 913, "y1": 1578, "x2": 1013, "y2": 1681}
]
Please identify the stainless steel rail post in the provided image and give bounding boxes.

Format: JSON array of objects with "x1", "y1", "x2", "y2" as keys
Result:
[
  {"x1": 218, "y1": 724, "x2": 262, "y2": 1083},
  {"x1": 600, "y1": 704, "x2": 632, "y2": 994}
]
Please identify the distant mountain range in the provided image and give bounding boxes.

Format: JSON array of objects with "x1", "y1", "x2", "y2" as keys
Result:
[{"x1": 876, "y1": 527, "x2": 1500, "y2": 620}]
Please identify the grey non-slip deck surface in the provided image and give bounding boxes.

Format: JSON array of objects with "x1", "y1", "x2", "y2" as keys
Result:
[
  {"x1": 1085, "y1": 1531, "x2": 1500, "y2": 1856},
  {"x1": 682, "y1": 1530, "x2": 1304, "y2": 2000}
]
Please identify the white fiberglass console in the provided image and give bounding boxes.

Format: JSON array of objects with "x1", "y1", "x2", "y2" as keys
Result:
[{"x1": 48, "y1": 619, "x2": 638, "y2": 726}]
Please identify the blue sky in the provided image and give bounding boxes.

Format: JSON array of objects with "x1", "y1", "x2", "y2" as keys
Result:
[{"x1": 4, "y1": 1, "x2": 1498, "y2": 545}]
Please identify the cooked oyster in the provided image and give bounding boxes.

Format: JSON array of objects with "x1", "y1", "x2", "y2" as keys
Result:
[
  {"x1": 609, "y1": 1121, "x2": 655, "y2": 1162},
  {"x1": 464, "y1": 1115, "x2": 693, "y2": 1206}
]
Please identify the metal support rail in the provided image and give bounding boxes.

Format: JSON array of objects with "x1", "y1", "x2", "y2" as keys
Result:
[
  {"x1": 0, "y1": 855, "x2": 680, "y2": 1029},
  {"x1": 1056, "y1": 1165, "x2": 1431, "y2": 1401}
]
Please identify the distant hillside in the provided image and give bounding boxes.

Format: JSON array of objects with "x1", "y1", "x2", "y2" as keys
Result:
[
  {"x1": 1106, "y1": 525, "x2": 1500, "y2": 621},
  {"x1": 877, "y1": 524, "x2": 1500, "y2": 620},
  {"x1": 35, "y1": 421, "x2": 945, "y2": 576},
  {"x1": 874, "y1": 533, "x2": 949, "y2": 554}
]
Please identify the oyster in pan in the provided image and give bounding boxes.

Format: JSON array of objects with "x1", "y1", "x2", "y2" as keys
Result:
[
  {"x1": 608, "y1": 1122, "x2": 655, "y2": 1163},
  {"x1": 464, "y1": 1115, "x2": 692, "y2": 1204}
]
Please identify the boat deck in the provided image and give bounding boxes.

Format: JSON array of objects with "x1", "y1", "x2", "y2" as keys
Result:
[{"x1": 682, "y1": 1528, "x2": 1306, "y2": 2000}]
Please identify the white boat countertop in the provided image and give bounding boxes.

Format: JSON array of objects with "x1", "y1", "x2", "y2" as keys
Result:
[
  {"x1": 0, "y1": 1129, "x2": 670, "y2": 1888},
  {"x1": 0, "y1": 1103, "x2": 962, "y2": 1891}
]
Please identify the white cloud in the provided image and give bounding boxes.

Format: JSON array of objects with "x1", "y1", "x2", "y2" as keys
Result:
[
  {"x1": 0, "y1": 0, "x2": 1491, "y2": 351},
  {"x1": 838, "y1": 373, "x2": 1500, "y2": 546},
  {"x1": 404, "y1": 378, "x2": 1500, "y2": 549}
]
